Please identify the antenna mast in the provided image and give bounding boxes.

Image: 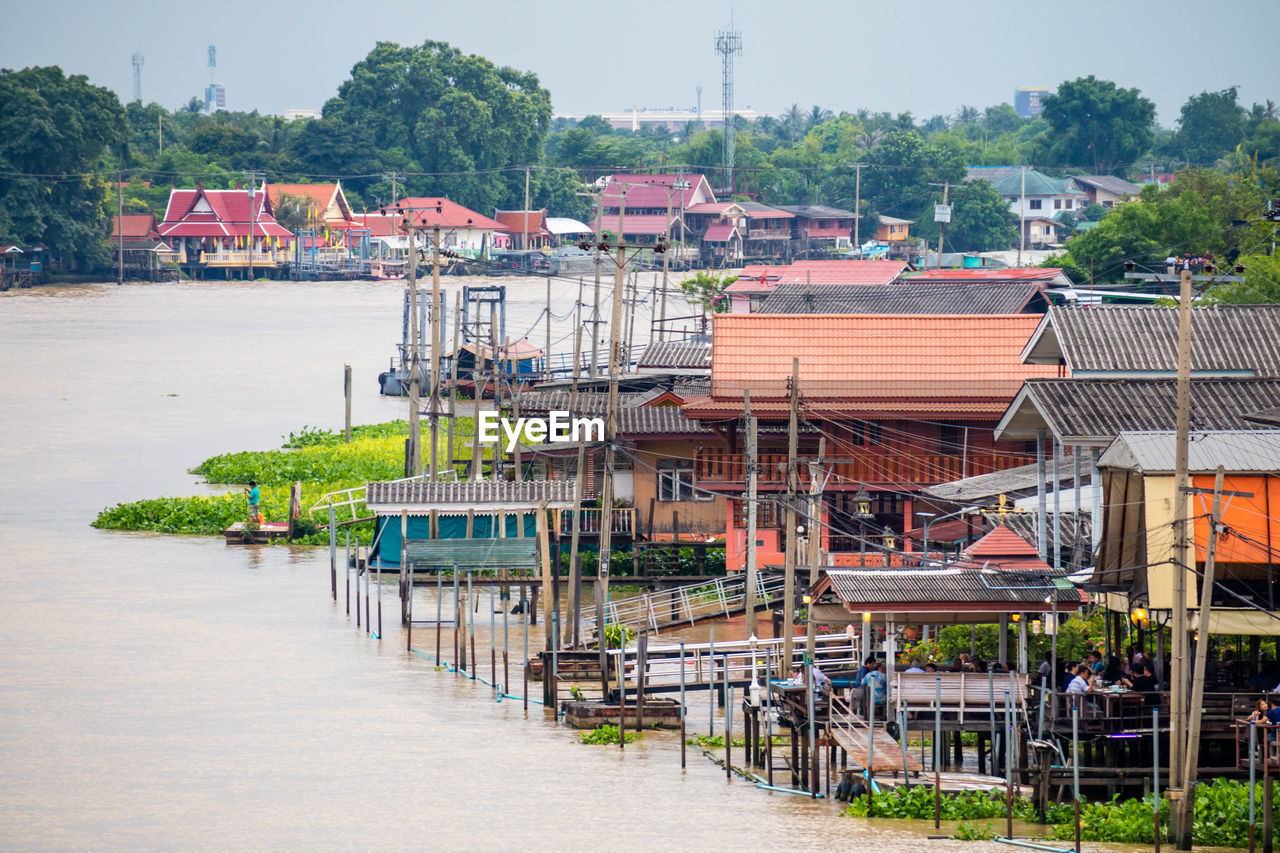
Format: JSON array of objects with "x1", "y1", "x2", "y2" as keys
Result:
[
  {"x1": 714, "y1": 22, "x2": 742, "y2": 195},
  {"x1": 131, "y1": 53, "x2": 143, "y2": 103}
]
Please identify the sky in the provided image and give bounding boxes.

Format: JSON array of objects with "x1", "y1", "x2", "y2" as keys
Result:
[{"x1": 3, "y1": 0, "x2": 1277, "y2": 129}]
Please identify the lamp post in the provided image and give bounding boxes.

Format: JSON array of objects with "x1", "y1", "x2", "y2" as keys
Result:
[
  {"x1": 749, "y1": 633, "x2": 761, "y2": 707},
  {"x1": 916, "y1": 511, "x2": 936, "y2": 566},
  {"x1": 916, "y1": 505, "x2": 980, "y2": 567},
  {"x1": 881, "y1": 525, "x2": 897, "y2": 566}
]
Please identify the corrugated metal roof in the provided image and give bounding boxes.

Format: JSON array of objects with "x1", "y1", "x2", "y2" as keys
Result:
[
  {"x1": 602, "y1": 174, "x2": 712, "y2": 210},
  {"x1": 637, "y1": 340, "x2": 712, "y2": 370},
  {"x1": 706, "y1": 314, "x2": 1056, "y2": 400},
  {"x1": 1073, "y1": 175, "x2": 1142, "y2": 197},
  {"x1": 593, "y1": 214, "x2": 673, "y2": 236},
  {"x1": 1027, "y1": 306, "x2": 1280, "y2": 376},
  {"x1": 1098, "y1": 429, "x2": 1280, "y2": 473},
  {"x1": 904, "y1": 267, "x2": 1064, "y2": 282},
  {"x1": 732, "y1": 260, "x2": 909, "y2": 289},
  {"x1": 991, "y1": 170, "x2": 1084, "y2": 197},
  {"x1": 924, "y1": 462, "x2": 1091, "y2": 504},
  {"x1": 365, "y1": 479, "x2": 576, "y2": 509},
  {"x1": 619, "y1": 405, "x2": 711, "y2": 436},
  {"x1": 773, "y1": 204, "x2": 855, "y2": 219},
  {"x1": 980, "y1": 512, "x2": 1092, "y2": 559},
  {"x1": 822, "y1": 568, "x2": 1082, "y2": 606},
  {"x1": 757, "y1": 282, "x2": 1047, "y2": 315},
  {"x1": 703, "y1": 224, "x2": 739, "y2": 241},
  {"x1": 1245, "y1": 406, "x2": 1280, "y2": 427},
  {"x1": 1005, "y1": 378, "x2": 1280, "y2": 442}
]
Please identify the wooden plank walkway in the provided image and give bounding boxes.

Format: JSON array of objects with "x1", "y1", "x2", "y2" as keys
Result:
[{"x1": 831, "y1": 725, "x2": 923, "y2": 773}]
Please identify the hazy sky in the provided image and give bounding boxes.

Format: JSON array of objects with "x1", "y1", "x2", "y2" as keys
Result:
[{"x1": 4, "y1": 0, "x2": 1276, "y2": 128}]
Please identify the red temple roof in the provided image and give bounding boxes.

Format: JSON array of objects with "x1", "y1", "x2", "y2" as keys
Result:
[{"x1": 159, "y1": 184, "x2": 293, "y2": 239}]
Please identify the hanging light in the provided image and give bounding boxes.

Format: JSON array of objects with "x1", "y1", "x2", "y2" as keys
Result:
[
  {"x1": 852, "y1": 485, "x2": 874, "y2": 520},
  {"x1": 1010, "y1": 613, "x2": 1021, "y2": 623},
  {"x1": 1130, "y1": 607, "x2": 1148, "y2": 626},
  {"x1": 881, "y1": 525, "x2": 897, "y2": 552}
]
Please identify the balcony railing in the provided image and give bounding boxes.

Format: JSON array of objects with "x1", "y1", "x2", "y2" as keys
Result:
[
  {"x1": 747, "y1": 228, "x2": 791, "y2": 240},
  {"x1": 555, "y1": 507, "x2": 636, "y2": 537},
  {"x1": 695, "y1": 449, "x2": 1036, "y2": 488},
  {"x1": 199, "y1": 250, "x2": 286, "y2": 267}
]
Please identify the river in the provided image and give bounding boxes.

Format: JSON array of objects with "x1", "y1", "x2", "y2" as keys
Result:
[{"x1": 0, "y1": 279, "x2": 1098, "y2": 851}]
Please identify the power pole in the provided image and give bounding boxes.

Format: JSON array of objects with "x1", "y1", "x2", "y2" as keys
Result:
[
  {"x1": 744, "y1": 389, "x2": 759, "y2": 638},
  {"x1": 429, "y1": 225, "x2": 442, "y2": 487},
  {"x1": 569, "y1": 320, "x2": 586, "y2": 647},
  {"x1": 853, "y1": 163, "x2": 862, "y2": 250},
  {"x1": 247, "y1": 175, "x2": 257, "y2": 281},
  {"x1": 117, "y1": 168, "x2": 124, "y2": 286},
  {"x1": 590, "y1": 195, "x2": 603, "y2": 378},
  {"x1": 545, "y1": 278, "x2": 552, "y2": 381},
  {"x1": 1169, "y1": 266, "x2": 1194, "y2": 845},
  {"x1": 781, "y1": 357, "x2": 800, "y2": 676},
  {"x1": 661, "y1": 186, "x2": 673, "y2": 342},
  {"x1": 1017, "y1": 166, "x2": 1026, "y2": 267},
  {"x1": 598, "y1": 192, "x2": 627, "y2": 610},
  {"x1": 405, "y1": 213, "x2": 422, "y2": 477},
  {"x1": 935, "y1": 181, "x2": 949, "y2": 269},
  {"x1": 804, "y1": 438, "x2": 827, "y2": 663},
  {"x1": 1178, "y1": 466, "x2": 1226, "y2": 851}
]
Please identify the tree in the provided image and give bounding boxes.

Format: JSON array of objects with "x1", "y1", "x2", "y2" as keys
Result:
[
  {"x1": 945, "y1": 180, "x2": 1017, "y2": 252},
  {"x1": 0, "y1": 66, "x2": 127, "y2": 271},
  {"x1": 1039, "y1": 76, "x2": 1155, "y2": 175},
  {"x1": 1170, "y1": 88, "x2": 1245, "y2": 165},
  {"x1": 320, "y1": 41, "x2": 552, "y2": 213},
  {"x1": 678, "y1": 272, "x2": 737, "y2": 314}
]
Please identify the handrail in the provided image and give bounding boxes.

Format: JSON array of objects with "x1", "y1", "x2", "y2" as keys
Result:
[
  {"x1": 577, "y1": 573, "x2": 785, "y2": 644},
  {"x1": 308, "y1": 470, "x2": 460, "y2": 523}
]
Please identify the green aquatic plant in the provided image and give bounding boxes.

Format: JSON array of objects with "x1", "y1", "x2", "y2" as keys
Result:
[{"x1": 578, "y1": 724, "x2": 641, "y2": 745}]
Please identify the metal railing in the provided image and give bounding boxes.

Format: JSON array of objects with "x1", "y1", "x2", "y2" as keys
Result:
[
  {"x1": 555, "y1": 507, "x2": 635, "y2": 537},
  {"x1": 578, "y1": 572, "x2": 785, "y2": 644},
  {"x1": 309, "y1": 470, "x2": 460, "y2": 525}
]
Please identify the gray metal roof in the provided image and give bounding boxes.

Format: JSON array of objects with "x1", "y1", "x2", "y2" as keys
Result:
[
  {"x1": 772, "y1": 204, "x2": 856, "y2": 219},
  {"x1": 365, "y1": 479, "x2": 577, "y2": 510},
  {"x1": 1072, "y1": 175, "x2": 1143, "y2": 197},
  {"x1": 636, "y1": 340, "x2": 712, "y2": 370},
  {"x1": 1022, "y1": 306, "x2": 1280, "y2": 376},
  {"x1": 822, "y1": 568, "x2": 1082, "y2": 607},
  {"x1": 924, "y1": 462, "x2": 1092, "y2": 504},
  {"x1": 1098, "y1": 429, "x2": 1280, "y2": 474},
  {"x1": 982, "y1": 511, "x2": 1092, "y2": 557},
  {"x1": 757, "y1": 282, "x2": 1047, "y2": 316},
  {"x1": 1245, "y1": 406, "x2": 1280, "y2": 427},
  {"x1": 996, "y1": 377, "x2": 1280, "y2": 443}
]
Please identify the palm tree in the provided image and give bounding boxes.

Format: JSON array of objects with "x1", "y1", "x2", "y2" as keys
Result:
[
  {"x1": 857, "y1": 129, "x2": 885, "y2": 152},
  {"x1": 785, "y1": 103, "x2": 805, "y2": 141},
  {"x1": 808, "y1": 105, "x2": 833, "y2": 130},
  {"x1": 954, "y1": 105, "x2": 980, "y2": 125}
]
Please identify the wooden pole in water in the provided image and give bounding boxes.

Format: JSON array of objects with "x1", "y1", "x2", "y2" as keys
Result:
[
  {"x1": 744, "y1": 390, "x2": 759, "y2": 638},
  {"x1": 436, "y1": 570, "x2": 442, "y2": 664},
  {"x1": 680, "y1": 642, "x2": 687, "y2": 770},
  {"x1": 329, "y1": 505, "x2": 337, "y2": 600},
  {"x1": 503, "y1": 583, "x2": 510, "y2": 695},
  {"x1": 569, "y1": 322, "x2": 585, "y2": 647},
  {"x1": 490, "y1": 584, "x2": 496, "y2": 689},
  {"x1": 726, "y1": 684, "x2": 734, "y2": 781},
  {"x1": 355, "y1": 560, "x2": 361, "y2": 628},
  {"x1": 376, "y1": 560, "x2": 382, "y2": 639},
  {"x1": 453, "y1": 568, "x2": 460, "y2": 669},
  {"x1": 636, "y1": 630, "x2": 647, "y2": 732},
  {"x1": 344, "y1": 364, "x2": 352, "y2": 443},
  {"x1": 468, "y1": 571, "x2": 476, "y2": 680}
]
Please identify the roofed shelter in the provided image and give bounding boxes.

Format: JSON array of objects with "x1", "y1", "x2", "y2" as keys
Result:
[{"x1": 158, "y1": 182, "x2": 293, "y2": 277}]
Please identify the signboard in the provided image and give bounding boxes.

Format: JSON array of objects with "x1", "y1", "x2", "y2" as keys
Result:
[{"x1": 934, "y1": 203, "x2": 952, "y2": 224}]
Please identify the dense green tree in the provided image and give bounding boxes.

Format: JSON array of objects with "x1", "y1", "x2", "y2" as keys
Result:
[
  {"x1": 0, "y1": 66, "x2": 127, "y2": 270},
  {"x1": 1038, "y1": 76, "x2": 1155, "y2": 175},
  {"x1": 320, "y1": 40, "x2": 552, "y2": 212},
  {"x1": 1170, "y1": 87, "x2": 1245, "y2": 165},
  {"x1": 944, "y1": 180, "x2": 1017, "y2": 252}
]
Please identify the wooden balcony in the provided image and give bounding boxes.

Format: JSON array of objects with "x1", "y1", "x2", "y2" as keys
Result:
[{"x1": 694, "y1": 449, "x2": 1036, "y2": 489}]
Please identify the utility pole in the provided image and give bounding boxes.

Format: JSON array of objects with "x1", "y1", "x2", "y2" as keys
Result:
[
  {"x1": 804, "y1": 438, "x2": 827, "y2": 663},
  {"x1": 744, "y1": 389, "x2": 759, "y2": 638},
  {"x1": 247, "y1": 175, "x2": 257, "y2": 281},
  {"x1": 1169, "y1": 266, "x2": 1193, "y2": 845},
  {"x1": 661, "y1": 187, "x2": 672, "y2": 342},
  {"x1": 405, "y1": 213, "x2": 422, "y2": 477},
  {"x1": 590, "y1": 192, "x2": 603, "y2": 378},
  {"x1": 598, "y1": 191, "x2": 627, "y2": 610},
  {"x1": 429, "y1": 225, "x2": 442, "y2": 488},
  {"x1": 523, "y1": 167, "x2": 531, "y2": 252},
  {"x1": 569, "y1": 320, "x2": 586, "y2": 647},
  {"x1": 935, "y1": 181, "x2": 949, "y2": 270},
  {"x1": 545, "y1": 278, "x2": 552, "y2": 381},
  {"x1": 782, "y1": 357, "x2": 800, "y2": 676},
  {"x1": 853, "y1": 164, "x2": 862, "y2": 250},
  {"x1": 1178, "y1": 466, "x2": 1226, "y2": 851},
  {"x1": 1017, "y1": 165, "x2": 1026, "y2": 267},
  {"x1": 117, "y1": 167, "x2": 124, "y2": 286}
]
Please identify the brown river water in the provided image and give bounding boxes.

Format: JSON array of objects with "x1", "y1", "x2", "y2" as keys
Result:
[{"x1": 0, "y1": 280, "x2": 1132, "y2": 851}]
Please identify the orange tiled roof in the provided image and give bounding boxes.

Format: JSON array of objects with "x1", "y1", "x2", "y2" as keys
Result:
[
  {"x1": 688, "y1": 314, "x2": 1055, "y2": 416},
  {"x1": 268, "y1": 183, "x2": 350, "y2": 222},
  {"x1": 952, "y1": 524, "x2": 1053, "y2": 572},
  {"x1": 493, "y1": 210, "x2": 548, "y2": 235}
]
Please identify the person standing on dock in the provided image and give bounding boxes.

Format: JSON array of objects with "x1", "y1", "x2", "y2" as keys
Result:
[{"x1": 245, "y1": 480, "x2": 260, "y2": 520}]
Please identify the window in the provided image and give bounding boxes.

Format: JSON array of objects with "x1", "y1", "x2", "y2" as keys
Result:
[
  {"x1": 1029, "y1": 199, "x2": 1042, "y2": 210},
  {"x1": 939, "y1": 422, "x2": 962, "y2": 453},
  {"x1": 658, "y1": 460, "x2": 705, "y2": 501},
  {"x1": 846, "y1": 420, "x2": 882, "y2": 446},
  {"x1": 1064, "y1": 199, "x2": 1073, "y2": 209},
  {"x1": 1054, "y1": 199, "x2": 1062, "y2": 210}
]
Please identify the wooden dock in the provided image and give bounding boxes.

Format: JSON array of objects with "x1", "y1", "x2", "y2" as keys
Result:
[
  {"x1": 831, "y1": 724, "x2": 923, "y2": 773},
  {"x1": 223, "y1": 521, "x2": 291, "y2": 544}
]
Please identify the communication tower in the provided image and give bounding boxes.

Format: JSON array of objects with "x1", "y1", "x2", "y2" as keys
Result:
[
  {"x1": 714, "y1": 24, "x2": 742, "y2": 193},
  {"x1": 131, "y1": 53, "x2": 143, "y2": 102},
  {"x1": 204, "y1": 45, "x2": 224, "y2": 113}
]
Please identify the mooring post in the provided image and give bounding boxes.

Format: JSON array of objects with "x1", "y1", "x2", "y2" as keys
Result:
[
  {"x1": 468, "y1": 572, "x2": 476, "y2": 680},
  {"x1": 345, "y1": 535, "x2": 351, "y2": 617},
  {"x1": 709, "y1": 627, "x2": 716, "y2": 736},
  {"x1": 679, "y1": 642, "x2": 687, "y2": 770},
  {"x1": 356, "y1": 563, "x2": 362, "y2": 628},
  {"x1": 406, "y1": 562, "x2": 413, "y2": 653},
  {"x1": 935, "y1": 676, "x2": 942, "y2": 828},
  {"x1": 522, "y1": 584, "x2": 529, "y2": 712},
  {"x1": 867, "y1": 691, "x2": 876, "y2": 812},
  {"x1": 376, "y1": 561, "x2": 382, "y2": 639},
  {"x1": 435, "y1": 570, "x2": 442, "y2": 664},
  {"x1": 1249, "y1": 721, "x2": 1256, "y2": 853},
  {"x1": 502, "y1": 583, "x2": 510, "y2": 696},
  {"x1": 636, "y1": 630, "x2": 647, "y2": 732},
  {"x1": 452, "y1": 568, "x2": 460, "y2": 670},
  {"x1": 726, "y1": 684, "x2": 734, "y2": 781},
  {"x1": 551, "y1": 612, "x2": 559, "y2": 718},
  {"x1": 1155, "y1": 707, "x2": 1162, "y2": 853},
  {"x1": 1073, "y1": 699, "x2": 1081, "y2": 853},
  {"x1": 490, "y1": 584, "x2": 497, "y2": 691},
  {"x1": 807, "y1": 659, "x2": 817, "y2": 797},
  {"x1": 329, "y1": 505, "x2": 337, "y2": 600},
  {"x1": 766, "y1": 645, "x2": 774, "y2": 785}
]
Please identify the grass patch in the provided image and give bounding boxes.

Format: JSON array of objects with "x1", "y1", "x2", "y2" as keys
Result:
[
  {"x1": 579, "y1": 724, "x2": 642, "y2": 745},
  {"x1": 93, "y1": 419, "x2": 487, "y2": 545}
]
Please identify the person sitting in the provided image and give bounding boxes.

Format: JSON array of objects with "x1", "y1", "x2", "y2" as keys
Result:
[
  {"x1": 811, "y1": 662, "x2": 832, "y2": 698},
  {"x1": 1214, "y1": 649, "x2": 1237, "y2": 690},
  {"x1": 1130, "y1": 662, "x2": 1157, "y2": 693},
  {"x1": 1103, "y1": 656, "x2": 1132, "y2": 688},
  {"x1": 924, "y1": 662, "x2": 939, "y2": 673},
  {"x1": 1086, "y1": 650, "x2": 1105, "y2": 675},
  {"x1": 1066, "y1": 664, "x2": 1094, "y2": 695},
  {"x1": 861, "y1": 661, "x2": 887, "y2": 711},
  {"x1": 904, "y1": 659, "x2": 925, "y2": 674},
  {"x1": 1248, "y1": 699, "x2": 1270, "y2": 723},
  {"x1": 852, "y1": 655, "x2": 876, "y2": 689}
]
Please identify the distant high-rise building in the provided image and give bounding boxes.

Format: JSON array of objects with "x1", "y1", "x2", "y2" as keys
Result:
[{"x1": 1015, "y1": 86, "x2": 1049, "y2": 118}]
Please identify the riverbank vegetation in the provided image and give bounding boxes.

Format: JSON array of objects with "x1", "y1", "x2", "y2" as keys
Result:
[
  {"x1": 844, "y1": 777, "x2": 1262, "y2": 848},
  {"x1": 93, "y1": 419, "x2": 483, "y2": 545}
]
